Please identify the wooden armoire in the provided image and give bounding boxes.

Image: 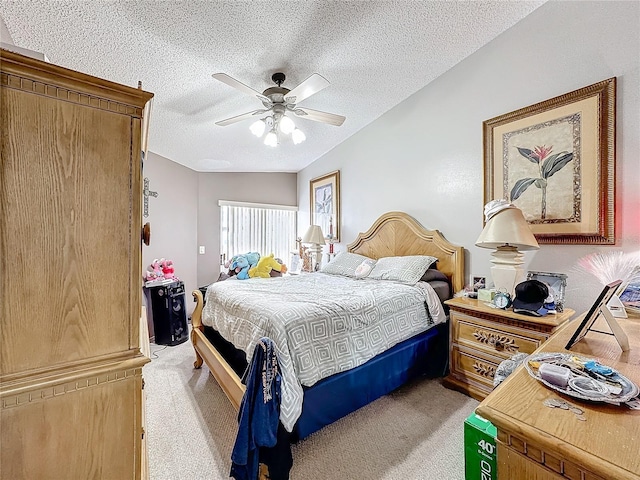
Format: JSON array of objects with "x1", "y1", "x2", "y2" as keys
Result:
[{"x1": 1, "y1": 49, "x2": 154, "y2": 479}]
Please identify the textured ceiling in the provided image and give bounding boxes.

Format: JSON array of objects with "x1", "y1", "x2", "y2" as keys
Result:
[{"x1": 1, "y1": 1, "x2": 545, "y2": 172}]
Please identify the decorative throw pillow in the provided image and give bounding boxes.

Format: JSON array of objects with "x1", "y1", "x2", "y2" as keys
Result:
[
  {"x1": 420, "y1": 268, "x2": 448, "y2": 283},
  {"x1": 368, "y1": 255, "x2": 439, "y2": 285},
  {"x1": 354, "y1": 258, "x2": 377, "y2": 279},
  {"x1": 320, "y1": 251, "x2": 375, "y2": 278}
]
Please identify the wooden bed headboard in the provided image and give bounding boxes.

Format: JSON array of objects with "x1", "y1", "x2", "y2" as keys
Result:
[{"x1": 347, "y1": 211, "x2": 465, "y2": 293}]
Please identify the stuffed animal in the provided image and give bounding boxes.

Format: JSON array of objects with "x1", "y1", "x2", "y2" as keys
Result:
[
  {"x1": 233, "y1": 255, "x2": 251, "y2": 279},
  {"x1": 269, "y1": 258, "x2": 288, "y2": 277},
  {"x1": 227, "y1": 252, "x2": 261, "y2": 280},
  {"x1": 245, "y1": 252, "x2": 260, "y2": 269},
  {"x1": 144, "y1": 259, "x2": 164, "y2": 281},
  {"x1": 160, "y1": 258, "x2": 176, "y2": 280},
  {"x1": 249, "y1": 253, "x2": 288, "y2": 278}
]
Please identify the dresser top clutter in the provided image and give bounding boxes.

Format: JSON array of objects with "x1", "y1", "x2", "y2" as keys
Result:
[{"x1": 477, "y1": 311, "x2": 640, "y2": 480}]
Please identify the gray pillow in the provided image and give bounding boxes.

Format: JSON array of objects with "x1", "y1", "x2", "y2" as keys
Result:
[
  {"x1": 368, "y1": 255, "x2": 438, "y2": 285},
  {"x1": 426, "y1": 280, "x2": 451, "y2": 303},
  {"x1": 421, "y1": 268, "x2": 448, "y2": 283},
  {"x1": 320, "y1": 251, "x2": 375, "y2": 278}
]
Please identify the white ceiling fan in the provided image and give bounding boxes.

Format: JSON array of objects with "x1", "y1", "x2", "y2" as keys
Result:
[{"x1": 212, "y1": 72, "x2": 346, "y2": 145}]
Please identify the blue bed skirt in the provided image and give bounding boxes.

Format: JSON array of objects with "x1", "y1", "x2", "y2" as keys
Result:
[
  {"x1": 292, "y1": 321, "x2": 449, "y2": 440},
  {"x1": 203, "y1": 321, "x2": 449, "y2": 441}
]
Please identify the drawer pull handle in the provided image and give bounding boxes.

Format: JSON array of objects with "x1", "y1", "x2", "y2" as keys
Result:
[
  {"x1": 473, "y1": 361, "x2": 496, "y2": 378},
  {"x1": 473, "y1": 329, "x2": 519, "y2": 352}
]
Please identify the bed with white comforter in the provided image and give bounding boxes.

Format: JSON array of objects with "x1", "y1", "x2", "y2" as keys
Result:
[{"x1": 202, "y1": 272, "x2": 446, "y2": 431}]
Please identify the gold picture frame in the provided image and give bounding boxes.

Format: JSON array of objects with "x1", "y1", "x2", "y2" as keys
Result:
[
  {"x1": 483, "y1": 78, "x2": 616, "y2": 244},
  {"x1": 310, "y1": 170, "x2": 340, "y2": 242}
]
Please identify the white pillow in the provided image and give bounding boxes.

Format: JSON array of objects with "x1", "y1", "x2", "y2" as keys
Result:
[
  {"x1": 368, "y1": 255, "x2": 438, "y2": 285},
  {"x1": 321, "y1": 251, "x2": 375, "y2": 278}
]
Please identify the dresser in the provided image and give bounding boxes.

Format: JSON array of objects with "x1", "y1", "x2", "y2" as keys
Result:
[
  {"x1": 477, "y1": 311, "x2": 640, "y2": 480},
  {"x1": 1, "y1": 49, "x2": 153, "y2": 479},
  {"x1": 444, "y1": 297, "x2": 574, "y2": 400}
]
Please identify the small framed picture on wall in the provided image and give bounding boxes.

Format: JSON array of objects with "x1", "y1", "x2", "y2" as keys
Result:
[{"x1": 310, "y1": 170, "x2": 340, "y2": 243}]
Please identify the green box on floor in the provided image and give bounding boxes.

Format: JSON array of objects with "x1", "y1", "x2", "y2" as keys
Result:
[{"x1": 464, "y1": 411, "x2": 497, "y2": 480}]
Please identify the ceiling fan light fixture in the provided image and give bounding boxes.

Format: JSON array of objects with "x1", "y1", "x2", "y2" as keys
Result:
[
  {"x1": 279, "y1": 115, "x2": 295, "y2": 135},
  {"x1": 292, "y1": 128, "x2": 306, "y2": 145},
  {"x1": 212, "y1": 71, "x2": 345, "y2": 148},
  {"x1": 249, "y1": 119, "x2": 266, "y2": 137},
  {"x1": 264, "y1": 130, "x2": 278, "y2": 147}
]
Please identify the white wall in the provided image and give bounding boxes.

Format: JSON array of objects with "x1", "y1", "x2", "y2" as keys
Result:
[
  {"x1": 142, "y1": 151, "x2": 199, "y2": 314},
  {"x1": 298, "y1": 0, "x2": 640, "y2": 314}
]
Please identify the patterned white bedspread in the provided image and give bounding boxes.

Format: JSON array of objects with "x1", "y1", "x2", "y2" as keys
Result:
[{"x1": 202, "y1": 272, "x2": 446, "y2": 432}]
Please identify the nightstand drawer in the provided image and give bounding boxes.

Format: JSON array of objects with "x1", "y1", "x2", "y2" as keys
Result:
[
  {"x1": 452, "y1": 312, "x2": 545, "y2": 360},
  {"x1": 450, "y1": 345, "x2": 501, "y2": 394}
]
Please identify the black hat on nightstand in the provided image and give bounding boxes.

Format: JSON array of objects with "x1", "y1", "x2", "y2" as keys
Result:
[{"x1": 513, "y1": 280, "x2": 549, "y2": 316}]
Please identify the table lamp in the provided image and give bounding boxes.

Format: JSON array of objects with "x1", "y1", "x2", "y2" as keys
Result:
[
  {"x1": 302, "y1": 224, "x2": 325, "y2": 271},
  {"x1": 475, "y1": 201, "x2": 539, "y2": 297}
]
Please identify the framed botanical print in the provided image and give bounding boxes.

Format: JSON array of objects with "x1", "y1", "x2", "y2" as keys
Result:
[
  {"x1": 483, "y1": 78, "x2": 616, "y2": 244},
  {"x1": 310, "y1": 170, "x2": 340, "y2": 242}
]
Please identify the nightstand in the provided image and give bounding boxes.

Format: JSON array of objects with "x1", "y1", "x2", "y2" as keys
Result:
[{"x1": 443, "y1": 297, "x2": 574, "y2": 401}]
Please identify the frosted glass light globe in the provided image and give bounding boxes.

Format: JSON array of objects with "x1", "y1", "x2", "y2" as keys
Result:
[
  {"x1": 249, "y1": 120, "x2": 265, "y2": 137},
  {"x1": 279, "y1": 115, "x2": 295, "y2": 134},
  {"x1": 292, "y1": 128, "x2": 306, "y2": 145},
  {"x1": 264, "y1": 131, "x2": 278, "y2": 147}
]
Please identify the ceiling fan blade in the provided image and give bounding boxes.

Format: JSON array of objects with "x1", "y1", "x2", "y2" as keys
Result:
[
  {"x1": 215, "y1": 109, "x2": 268, "y2": 126},
  {"x1": 212, "y1": 73, "x2": 271, "y2": 104},
  {"x1": 292, "y1": 107, "x2": 346, "y2": 127},
  {"x1": 284, "y1": 73, "x2": 330, "y2": 104}
]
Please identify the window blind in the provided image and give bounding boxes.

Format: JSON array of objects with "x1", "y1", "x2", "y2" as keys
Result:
[{"x1": 219, "y1": 201, "x2": 297, "y2": 267}]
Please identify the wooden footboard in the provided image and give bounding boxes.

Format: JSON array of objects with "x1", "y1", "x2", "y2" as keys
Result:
[{"x1": 191, "y1": 290, "x2": 245, "y2": 411}]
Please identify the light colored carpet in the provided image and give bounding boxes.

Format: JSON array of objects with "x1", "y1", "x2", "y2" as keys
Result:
[{"x1": 144, "y1": 337, "x2": 478, "y2": 480}]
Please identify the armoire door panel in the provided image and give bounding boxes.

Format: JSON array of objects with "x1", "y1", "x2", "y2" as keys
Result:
[
  {"x1": 1, "y1": 372, "x2": 142, "y2": 480},
  {"x1": 1, "y1": 90, "x2": 135, "y2": 377}
]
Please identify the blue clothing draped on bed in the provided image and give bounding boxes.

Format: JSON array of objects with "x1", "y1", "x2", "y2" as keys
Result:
[{"x1": 231, "y1": 338, "x2": 292, "y2": 480}]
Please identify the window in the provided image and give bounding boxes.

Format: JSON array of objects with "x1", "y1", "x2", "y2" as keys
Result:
[{"x1": 219, "y1": 200, "x2": 297, "y2": 269}]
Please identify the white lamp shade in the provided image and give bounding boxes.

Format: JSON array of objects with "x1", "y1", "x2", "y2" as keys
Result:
[
  {"x1": 476, "y1": 205, "x2": 538, "y2": 296},
  {"x1": 302, "y1": 225, "x2": 325, "y2": 245},
  {"x1": 475, "y1": 207, "x2": 539, "y2": 251},
  {"x1": 279, "y1": 115, "x2": 295, "y2": 134},
  {"x1": 292, "y1": 128, "x2": 306, "y2": 145}
]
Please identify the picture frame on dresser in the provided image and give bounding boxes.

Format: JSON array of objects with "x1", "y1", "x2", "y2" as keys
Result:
[
  {"x1": 565, "y1": 279, "x2": 629, "y2": 352},
  {"x1": 483, "y1": 77, "x2": 616, "y2": 244},
  {"x1": 619, "y1": 279, "x2": 640, "y2": 314},
  {"x1": 526, "y1": 270, "x2": 567, "y2": 312}
]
